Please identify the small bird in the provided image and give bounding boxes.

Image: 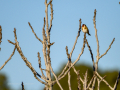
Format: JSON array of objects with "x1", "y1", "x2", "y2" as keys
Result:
[{"x1": 82, "y1": 24, "x2": 91, "y2": 36}]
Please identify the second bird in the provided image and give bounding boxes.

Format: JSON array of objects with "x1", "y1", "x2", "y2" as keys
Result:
[{"x1": 82, "y1": 24, "x2": 91, "y2": 36}]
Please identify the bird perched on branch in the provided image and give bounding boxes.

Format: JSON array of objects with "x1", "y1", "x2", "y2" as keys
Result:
[{"x1": 82, "y1": 24, "x2": 91, "y2": 36}]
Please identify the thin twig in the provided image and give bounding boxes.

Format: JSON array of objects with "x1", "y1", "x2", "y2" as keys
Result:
[
  {"x1": 92, "y1": 9, "x2": 99, "y2": 89},
  {"x1": 43, "y1": 17, "x2": 47, "y2": 41},
  {"x1": 65, "y1": 46, "x2": 72, "y2": 90},
  {"x1": 97, "y1": 78, "x2": 100, "y2": 90},
  {"x1": 28, "y1": 22, "x2": 43, "y2": 43},
  {"x1": 45, "y1": 0, "x2": 50, "y2": 42},
  {"x1": 8, "y1": 40, "x2": 15, "y2": 45},
  {"x1": 92, "y1": 9, "x2": 115, "y2": 90},
  {"x1": 0, "y1": 25, "x2": 2, "y2": 44},
  {"x1": 78, "y1": 19, "x2": 82, "y2": 37},
  {"x1": 97, "y1": 75, "x2": 106, "y2": 90},
  {"x1": 50, "y1": 66, "x2": 63, "y2": 90},
  {"x1": 93, "y1": 9, "x2": 99, "y2": 63},
  {"x1": 70, "y1": 19, "x2": 82, "y2": 58},
  {"x1": 61, "y1": 33, "x2": 86, "y2": 79},
  {"x1": 45, "y1": 1, "x2": 53, "y2": 88},
  {"x1": 113, "y1": 71, "x2": 120, "y2": 90},
  {"x1": 53, "y1": 62, "x2": 84, "y2": 85},
  {"x1": 38, "y1": 52, "x2": 46, "y2": 80},
  {"x1": 68, "y1": 61, "x2": 72, "y2": 90},
  {"x1": 87, "y1": 73, "x2": 95, "y2": 89},
  {"x1": 66, "y1": 46, "x2": 71, "y2": 62},
  {"x1": 86, "y1": 39, "x2": 95, "y2": 71},
  {"x1": 0, "y1": 46, "x2": 16, "y2": 70},
  {"x1": 68, "y1": 71, "x2": 72, "y2": 90},
  {"x1": 21, "y1": 82, "x2": 25, "y2": 90},
  {"x1": 13, "y1": 28, "x2": 48, "y2": 85},
  {"x1": 72, "y1": 65, "x2": 84, "y2": 84},
  {"x1": 58, "y1": 62, "x2": 69, "y2": 79},
  {"x1": 77, "y1": 70, "x2": 81, "y2": 90},
  {"x1": 95, "y1": 71, "x2": 113, "y2": 90},
  {"x1": 42, "y1": 17, "x2": 48, "y2": 68},
  {"x1": 83, "y1": 70, "x2": 88, "y2": 90},
  {"x1": 53, "y1": 33, "x2": 86, "y2": 84},
  {"x1": 99, "y1": 38, "x2": 115, "y2": 59},
  {"x1": 49, "y1": 0, "x2": 53, "y2": 33},
  {"x1": 47, "y1": 0, "x2": 52, "y2": 5}
]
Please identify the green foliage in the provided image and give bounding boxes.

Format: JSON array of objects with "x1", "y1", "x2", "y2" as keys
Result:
[
  {"x1": 0, "y1": 73, "x2": 11, "y2": 90},
  {"x1": 51, "y1": 64, "x2": 120, "y2": 90}
]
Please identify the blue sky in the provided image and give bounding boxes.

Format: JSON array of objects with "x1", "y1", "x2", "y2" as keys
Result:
[{"x1": 0, "y1": 0, "x2": 120, "y2": 90}]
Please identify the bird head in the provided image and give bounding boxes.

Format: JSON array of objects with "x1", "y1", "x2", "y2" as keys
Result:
[
  {"x1": 82, "y1": 24, "x2": 85, "y2": 30},
  {"x1": 82, "y1": 24, "x2": 85, "y2": 28}
]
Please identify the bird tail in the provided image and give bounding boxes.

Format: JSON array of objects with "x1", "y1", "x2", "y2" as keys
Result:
[{"x1": 88, "y1": 33, "x2": 91, "y2": 36}]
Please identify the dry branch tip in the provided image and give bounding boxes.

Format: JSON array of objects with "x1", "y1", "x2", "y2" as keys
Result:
[
  {"x1": 28, "y1": 22, "x2": 43, "y2": 43},
  {"x1": 78, "y1": 18, "x2": 82, "y2": 37},
  {"x1": 8, "y1": 40, "x2": 15, "y2": 45},
  {"x1": 0, "y1": 25, "x2": 2, "y2": 44},
  {"x1": 21, "y1": 82, "x2": 25, "y2": 90},
  {"x1": 114, "y1": 71, "x2": 120, "y2": 90}
]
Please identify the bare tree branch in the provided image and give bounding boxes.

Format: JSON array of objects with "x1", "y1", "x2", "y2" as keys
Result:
[
  {"x1": 53, "y1": 33, "x2": 86, "y2": 85},
  {"x1": 68, "y1": 61, "x2": 72, "y2": 90},
  {"x1": 42, "y1": 17, "x2": 48, "y2": 68},
  {"x1": 0, "y1": 46, "x2": 16, "y2": 70},
  {"x1": 28, "y1": 22, "x2": 43, "y2": 43},
  {"x1": 95, "y1": 71, "x2": 113, "y2": 90},
  {"x1": 77, "y1": 70, "x2": 81, "y2": 90},
  {"x1": 49, "y1": 0, "x2": 53, "y2": 33},
  {"x1": 113, "y1": 72, "x2": 120, "y2": 90},
  {"x1": 93, "y1": 9, "x2": 100, "y2": 61},
  {"x1": 57, "y1": 19, "x2": 82, "y2": 84},
  {"x1": 92, "y1": 9, "x2": 116, "y2": 90},
  {"x1": 0, "y1": 25, "x2": 2, "y2": 44},
  {"x1": 8, "y1": 40, "x2": 15, "y2": 45},
  {"x1": 44, "y1": 1, "x2": 53, "y2": 89},
  {"x1": 87, "y1": 74, "x2": 95, "y2": 89},
  {"x1": 68, "y1": 70, "x2": 72, "y2": 90},
  {"x1": 21, "y1": 82, "x2": 25, "y2": 90},
  {"x1": 38, "y1": 52, "x2": 46, "y2": 80},
  {"x1": 97, "y1": 75, "x2": 106, "y2": 90},
  {"x1": 86, "y1": 39, "x2": 95, "y2": 71},
  {"x1": 92, "y1": 9, "x2": 99, "y2": 89},
  {"x1": 50, "y1": 66, "x2": 63, "y2": 90},
  {"x1": 99, "y1": 38, "x2": 115, "y2": 59},
  {"x1": 83, "y1": 70, "x2": 88, "y2": 90},
  {"x1": 0, "y1": 1, "x2": 118, "y2": 90},
  {"x1": 13, "y1": 28, "x2": 48, "y2": 85},
  {"x1": 70, "y1": 19, "x2": 82, "y2": 58},
  {"x1": 72, "y1": 66, "x2": 84, "y2": 83},
  {"x1": 58, "y1": 62, "x2": 69, "y2": 79}
]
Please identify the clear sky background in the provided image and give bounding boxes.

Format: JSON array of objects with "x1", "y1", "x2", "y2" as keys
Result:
[{"x1": 0, "y1": 0, "x2": 120, "y2": 90}]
